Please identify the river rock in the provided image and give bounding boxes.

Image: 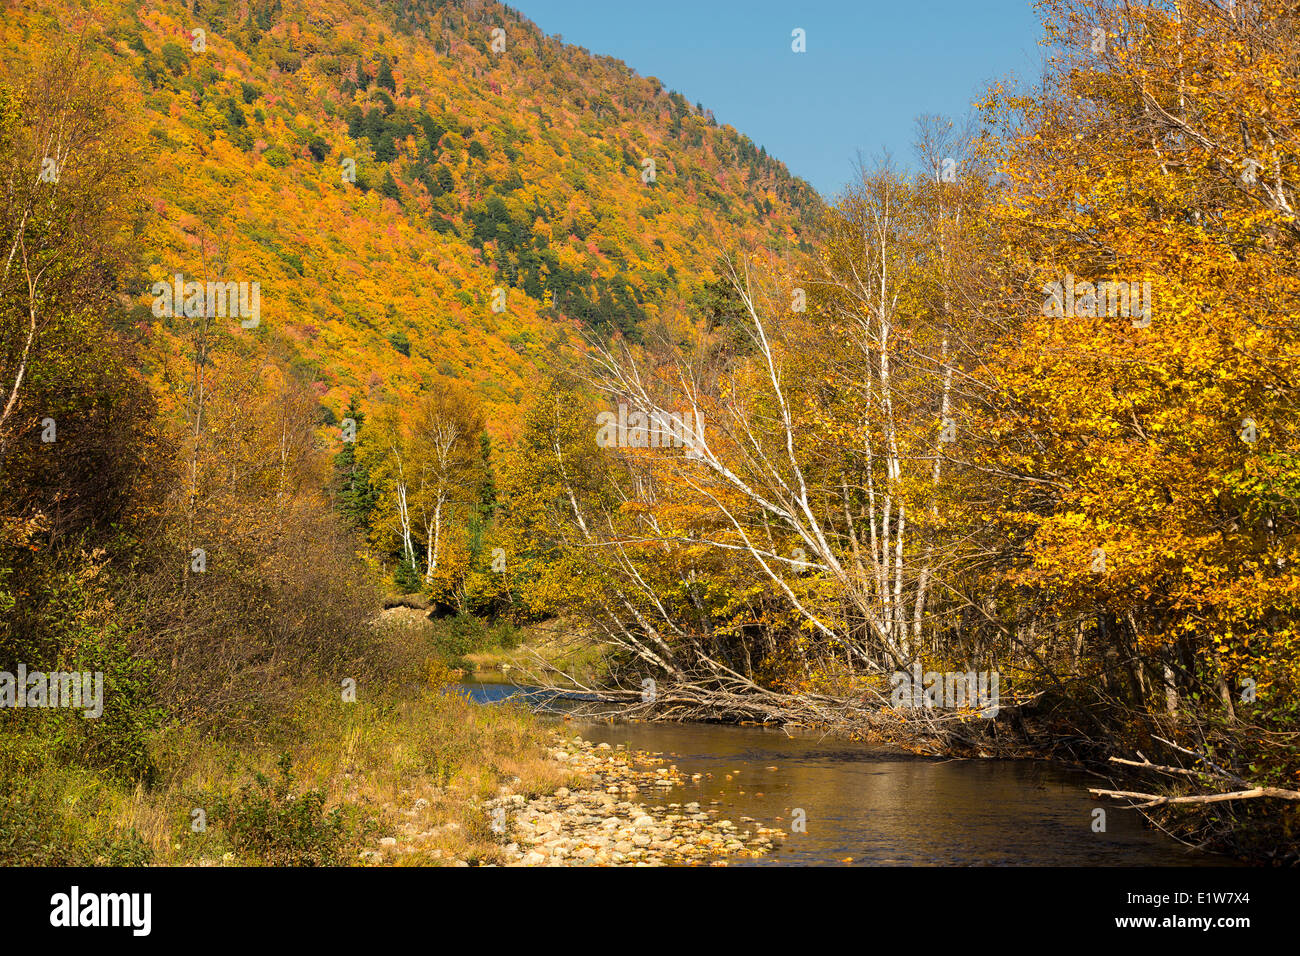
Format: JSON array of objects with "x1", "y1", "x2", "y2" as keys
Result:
[{"x1": 497, "y1": 731, "x2": 785, "y2": 867}]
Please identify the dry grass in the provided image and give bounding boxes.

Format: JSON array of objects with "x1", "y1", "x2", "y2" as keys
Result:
[
  {"x1": 464, "y1": 617, "x2": 609, "y2": 684},
  {"x1": 0, "y1": 676, "x2": 578, "y2": 866}
]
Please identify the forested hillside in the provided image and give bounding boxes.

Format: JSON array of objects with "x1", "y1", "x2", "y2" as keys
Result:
[{"x1": 3, "y1": 0, "x2": 818, "y2": 432}]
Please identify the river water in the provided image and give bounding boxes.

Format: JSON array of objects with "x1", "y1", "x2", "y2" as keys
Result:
[{"x1": 456, "y1": 679, "x2": 1231, "y2": 866}]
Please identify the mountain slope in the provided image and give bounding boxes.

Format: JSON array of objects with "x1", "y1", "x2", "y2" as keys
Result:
[{"x1": 5, "y1": 0, "x2": 820, "y2": 436}]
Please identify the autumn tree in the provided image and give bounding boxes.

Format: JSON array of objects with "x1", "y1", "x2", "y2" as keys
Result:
[
  {"x1": 970, "y1": 0, "x2": 1300, "y2": 844},
  {"x1": 361, "y1": 383, "x2": 491, "y2": 601}
]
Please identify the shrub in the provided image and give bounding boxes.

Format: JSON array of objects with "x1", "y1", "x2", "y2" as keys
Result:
[
  {"x1": 209, "y1": 754, "x2": 347, "y2": 866},
  {"x1": 0, "y1": 768, "x2": 152, "y2": 866},
  {"x1": 435, "y1": 613, "x2": 487, "y2": 656},
  {"x1": 492, "y1": 620, "x2": 522, "y2": 650},
  {"x1": 393, "y1": 556, "x2": 422, "y2": 593},
  {"x1": 263, "y1": 145, "x2": 291, "y2": 167},
  {"x1": 1, "y1": 545, "x2": 163, "y2": 784}
]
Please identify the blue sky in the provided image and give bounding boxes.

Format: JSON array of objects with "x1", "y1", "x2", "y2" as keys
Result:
[{"x1": 509, "y1": 0, "x2": 1047, "y2": 199}]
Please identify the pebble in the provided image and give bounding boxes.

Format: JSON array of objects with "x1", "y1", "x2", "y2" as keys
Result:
[{"x1": 486, "y1": 733, "x2": 784, "y2": 867}]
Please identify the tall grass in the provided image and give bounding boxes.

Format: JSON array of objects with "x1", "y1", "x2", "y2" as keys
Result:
[{"x1": 0, "y1": 675, "x2": 573, "y2": 866}]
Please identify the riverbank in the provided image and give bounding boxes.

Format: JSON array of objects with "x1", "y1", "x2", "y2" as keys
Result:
[
  {"x1": 379, "y1": 608, "x2": 608, "y2": 686},
  {"x1": 0, "y1": 679, "x2": 567, "y2": 866},
  {"x1": 1, "y1": 673, "x2": 785, "y2": 867},
  {"x1": 1, "y1": 669, "x2": 1234, "y2": 867},
  {"x1": 452, "y1": 679, "x2": 1226, "y2": 866},
  {"x1": 485, "y1": 734, "x2": 784, "y2": 866}
]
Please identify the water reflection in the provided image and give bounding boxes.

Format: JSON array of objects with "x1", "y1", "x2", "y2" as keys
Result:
[{"x1": 453, "y1": 679, "x2": 595, "y2": 712}]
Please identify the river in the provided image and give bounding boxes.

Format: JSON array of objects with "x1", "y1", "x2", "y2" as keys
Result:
[{"x1": 456, "y1": 679, "x2": 1232, "y2": 866}]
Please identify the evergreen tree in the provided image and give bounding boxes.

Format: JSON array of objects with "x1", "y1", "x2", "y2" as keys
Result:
[
  {"x1": 333, "y1": 396, "x2": 378, "y2": 532},
  {"x1": 380, "y1": 168, "x2": 401, "y2": 200},
  {"x1": 477, "y1": 430, "x2": 497, "y2": 517},
  {"x1": 393, "y1": 555, "x2": 421, "y2": 593},
  {"x1": 376, "y1": 56, "x2": 396, "y2": 93}
]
